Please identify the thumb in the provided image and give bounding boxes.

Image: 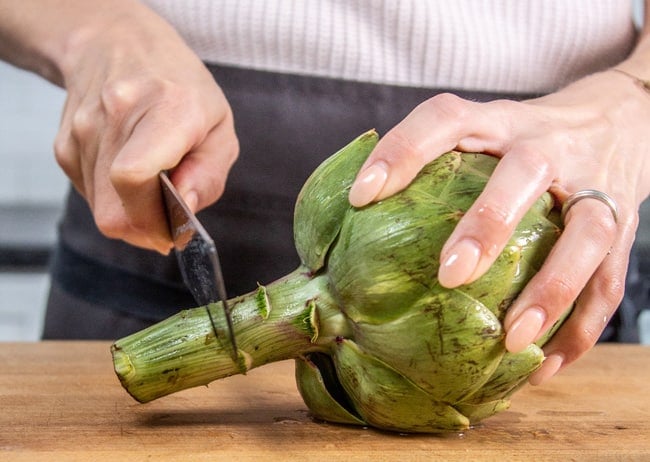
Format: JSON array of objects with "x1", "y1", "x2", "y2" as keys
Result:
[{"x1": 169, "y1": 119, "x2": 239, "y2": 214}]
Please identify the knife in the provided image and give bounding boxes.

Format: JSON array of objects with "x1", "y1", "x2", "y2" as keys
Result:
[{"x1": 159, "y1": 171, "x2": 238, "y2": 362}]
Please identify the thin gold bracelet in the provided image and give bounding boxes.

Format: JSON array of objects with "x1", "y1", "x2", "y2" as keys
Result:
[{"x1": 612, "y1": 68, "x2": 650, "y2": 95}]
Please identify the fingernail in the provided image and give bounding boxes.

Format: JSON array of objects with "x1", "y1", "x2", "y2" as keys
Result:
[
  {"x1": 349, "y1": 162, "x2": 388, "y2": 207},
  {"x1": 147, "y1": 236, "x2": 173, "y2": 256},
  {"x1": 158, "y1": 241, "x2": 173, "y2": 255},
  {"x1": 505, "y1": 307, "x2": 546, "y2": 353},
  {"x1": 438, "y1": 239, "x2": 481, "y2": 288},
  {"x1": 529, "y1": 353, "x2": 564, "y2": 386},
  {"x1": 503, "y1": 304, "x2": 525, "y2": 331}
]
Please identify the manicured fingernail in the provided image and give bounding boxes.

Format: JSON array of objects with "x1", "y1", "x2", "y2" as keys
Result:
[
  {"x1": 529, "y1": 353, "x2": 564, "y2": 386},
  {"x1": 505, "y1": 307, "x2": 546, "y2": 353},
  {"x1": 349, "y1": 162, "x2": 388, "y2": 207},
  {"x1": 438, "y1": 239, "x2": 481, "y2": 288}
]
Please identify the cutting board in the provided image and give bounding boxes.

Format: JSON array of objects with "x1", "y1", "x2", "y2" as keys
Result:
[{"x1": 0, "y1": 342, "x2": 649, "y2": 461}]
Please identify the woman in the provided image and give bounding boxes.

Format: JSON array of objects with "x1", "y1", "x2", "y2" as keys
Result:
[{"x1": 0, "y1": 0, "x2": 647, "y2": 386}]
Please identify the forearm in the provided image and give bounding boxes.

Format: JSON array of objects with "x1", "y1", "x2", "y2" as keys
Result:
[{"x1": 0, "y1": 0, "x2": 162, "y2": 86}]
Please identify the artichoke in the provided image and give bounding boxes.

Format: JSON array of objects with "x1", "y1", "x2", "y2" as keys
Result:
[{"x1": 112, "y1": 130, "x2": 568, "y2": 433}]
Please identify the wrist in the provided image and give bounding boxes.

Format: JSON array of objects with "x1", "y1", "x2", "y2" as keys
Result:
[
  {"x1": 608, "y1": 68, "x2": 650, "y2": 97},
  {"x1": 0, "y1": 0, "x2": 160, "y2": 87},
  {"x1": 56, "y1": 3, "x2": 184, "y2": 88},
  {"x1": 610, "y1": 31, "x2": 650, "y2": 85}
]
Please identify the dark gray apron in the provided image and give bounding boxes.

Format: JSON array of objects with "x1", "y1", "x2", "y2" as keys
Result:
[{"x1": 53, "y1": 63, "x2": 634, "y2": 341}]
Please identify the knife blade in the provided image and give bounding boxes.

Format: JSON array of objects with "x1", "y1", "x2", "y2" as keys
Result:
[{"x1": 159, "y1": 171, "x2": 238, "y2": 362}]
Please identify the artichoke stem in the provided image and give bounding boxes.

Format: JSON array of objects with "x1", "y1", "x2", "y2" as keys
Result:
[{"x1": 111, "y1": 268, "x2": 340, "y2": 403}]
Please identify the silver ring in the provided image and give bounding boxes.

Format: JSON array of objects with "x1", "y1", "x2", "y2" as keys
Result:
[{"x1": 560, "y1": 189, "x2": 618, "y2": 224}]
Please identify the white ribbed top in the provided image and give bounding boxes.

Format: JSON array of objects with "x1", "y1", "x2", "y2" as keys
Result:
[{"x1": 144, "y1": 0, "x2": 636, "y2": 93}]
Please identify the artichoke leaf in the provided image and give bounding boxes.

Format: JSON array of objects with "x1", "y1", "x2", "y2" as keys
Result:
[
  {"x1": 512, "y1": 194, "x2": 562, "y2": 273},
  {"x1": 329, "y1": 195, "x2": 455, "y2": 322},
  {"x1": 328, "y1": 151, "x2": 497, "y2": 323},
  {"x1": 460, "y1": 344, "x2": 544, "y2": 406},
  {"x1": 455, "y1": 399, "x2": 511, "y2": 424},
  {"x1": 333, "y1": 339, "x2": 470, "y2": 433},
  {"x1": 295, "y1": 353, "x2": 365, "y2": 426},
  {"x1": 460, "y1": 245, "x2": 521, "y2": 320},
  {"x1": 459, "y1": 152, "x2": 498, "y2": 179},
  {"x1": 294, "y1": 130, "x2": 378, "y2": 272},
  {"x1": 328, "y1": 150, "x2": 555, "y2": 324},
  {"x1": 352, "y1": 289, "x2": 505, "y2": 403}
]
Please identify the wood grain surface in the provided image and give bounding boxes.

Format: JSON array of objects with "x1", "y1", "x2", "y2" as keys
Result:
[{"x1": 0, "y1": 342, "x2": 648, "y2": 461}]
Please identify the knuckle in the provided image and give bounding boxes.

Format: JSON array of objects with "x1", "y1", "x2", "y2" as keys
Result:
[
  {"x1": 102, "y1": 76, "x2": 190, "y2": 122},
  {"x1": 607, "y1": 282, "x2": 626, "y2": 308},
  {"x1": 586, "y1": 211, "x2": 618, "y2": 242},
  {"x1": 528, "y1": 164, "x2": 555, "y2": 188},
  {"x1": 473, "y1": 200, "x2": 514, "y2": 234},
  {"x1": 53, "y1": 133, "x2": 75, "y2": 171},
  {"x1": 207, "y1": 175, "x2": 227, "y2": 201},
  {"x1": 542, "y1": 275, "x2": 577, "y2": 309},
  {"x1": 417, "y1": 93, "x2": 469, "y2": 137},
  {"x1": 226, "y1": 136, "x2": 240, "y2": 165},
  {"x1": 151, "y1": 79, "x2": 190, "y2": 110},
  {"x1": 380, "y1": 127, "x2": 428, "y2": 167},
  {"x1": 569, "y1": 327, "x2": 599, "y2": 356},
  {"x1": 156, "y1": 78, "x2": 182, "y2": 97},
  {"x1": 101, "y1": 79, "x2": 140, "y2": 118},
  {"x1": 70, "y1": 106, "x2": 97, "y2": 139},
  {"x1": 109, "y1": 161, "x2": 146, "y2": 191},
  {"x1": 595, "y1": 274, "x2": 625, "y2": 307},
  {"x1": 93, "y1": 210, "x2": 128, "y2": 240},
  {"x1": 425, "y1": 92, "x2": 471, "y2": 121},
  {"x1": 563, "y1": 294, "x2": 619, "y2": 358},
  {"x1": 510, "y1": 142, "x2": 554, "y2": 179},
  {"x1": 180, "y1": 109, "x2": 209, "y2": 142}
]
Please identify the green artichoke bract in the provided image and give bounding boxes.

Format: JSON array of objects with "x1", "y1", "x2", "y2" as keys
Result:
[{"x1": 112, "y1": 130, "x2": 567, "y2": 433}]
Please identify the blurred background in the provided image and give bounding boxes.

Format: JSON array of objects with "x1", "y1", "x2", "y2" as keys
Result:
[
  {"x1": 0, "y1": 61, "x2": 67, "y2": 340},
  {"x1": 0, "y1": 59, "x2": 649, "y2": 343}
]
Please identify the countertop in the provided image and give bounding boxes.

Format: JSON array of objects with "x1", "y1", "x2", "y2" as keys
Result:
[{"x1": 1, "y1": 342, "x2": 648, "y2": 461}]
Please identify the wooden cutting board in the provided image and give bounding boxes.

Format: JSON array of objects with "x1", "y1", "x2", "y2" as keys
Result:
[{"x1": 0, "y1": 342, "x2": 649, "y2": 461}]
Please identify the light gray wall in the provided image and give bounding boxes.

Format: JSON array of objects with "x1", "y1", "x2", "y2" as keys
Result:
[
  {"x1": 0, "y1": 61, "x2": 67, "y2": 205},
  {"x1": 0, "y1": 62, "x2": 67, "y2": 340}
]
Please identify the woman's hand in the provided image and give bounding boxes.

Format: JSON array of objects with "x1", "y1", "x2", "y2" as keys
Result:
[
  {"x1": 349, "y1": 69, "x2": 650, "y2": 384},
  {"x1": 51, "y1": 2, "x2": 238, "y2": 253}
]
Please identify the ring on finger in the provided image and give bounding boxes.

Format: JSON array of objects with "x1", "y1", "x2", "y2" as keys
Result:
[{"x1": 560, "y1": 189, "x2": 618, "y2": 224}]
